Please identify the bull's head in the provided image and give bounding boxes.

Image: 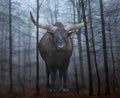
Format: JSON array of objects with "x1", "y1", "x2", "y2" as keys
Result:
[
  {"x1": 51, "y1": 25, "x2": 74, "y2": 49},
  {"x1": 30, "y1": 12, "x2": 89, "y2": 49}
]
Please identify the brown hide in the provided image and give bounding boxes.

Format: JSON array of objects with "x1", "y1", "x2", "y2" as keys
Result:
[
  {"x1": 38, "y1": 22, "x2": 73, "y2": 92},
  {"x1": 39, "y1": 22, "x2": 73, "y2": 71}
]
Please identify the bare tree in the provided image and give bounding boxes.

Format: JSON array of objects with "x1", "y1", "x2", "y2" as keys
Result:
[
  {"x1": 36, "y1": 0, "x2": 41, "y2": 95},
  {"x1": 81, "y1": 0, "x2": 93, "y2": 96},
  {"x1": 108, "y1": 17, "x2": 116, "y2": 93},
  {"x1": 76, "y1": 0, "x2": 85, "y2": 90},
  {"x1": 54, "y1": 0, "x2": 58, "y2": 22},
  {"x1": 88, "y1": 0, "x2": 101, "y2": 95},
  {"x1": 72, "y1": 0, "x2": 79, "y2": 94},
  {"x1": 73, "y1": 48, "x2": 79, "y2": 94},
  {"x1": 69, "y1": 0, "x2": 86, "y2": 90},
  {"x1": 9, "y1": 0, "x2": 13, "y2": 93},
  {"x1": 99, "y1": 0, "x2": 110, "y2": 95},
  {"x1": 28, "y1": 21, "x2": 32, "y2": 85}
]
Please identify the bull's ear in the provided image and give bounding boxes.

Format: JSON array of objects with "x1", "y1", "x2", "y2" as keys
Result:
[{"x1": 67, "y1": 31, "x2": 74, "y2": 37}]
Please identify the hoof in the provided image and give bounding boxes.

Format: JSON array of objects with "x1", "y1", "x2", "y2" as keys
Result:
[
  {"x1": 62, "y1": 88, "x2": 69, "y2": 93},
  {"x1": 59, "y1": 88, "x2": 63, "y2": 92},
  {"x1": 46, "y1": 84, "x2": 50, "y2": 90}
]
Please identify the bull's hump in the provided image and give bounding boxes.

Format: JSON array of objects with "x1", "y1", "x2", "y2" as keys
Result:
[{"x1": 54, "y1": 22, "x2": 64, "y2": 28}]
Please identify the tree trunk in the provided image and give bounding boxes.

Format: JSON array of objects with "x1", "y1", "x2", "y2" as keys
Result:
[
  {"x1": 17, "y1": 20, "x2": 21, "y2": 92},
  {"x1": 23, "y1": 32, "x2": 27, "y2": 94},
  {"x1": 9, "y1": 0, "x2": 13, "y2": 93},
  {"x1": 54, "y1": 0, "x2": 58, "y2": 23},
  {"x1": 73, "y1": 49, "x2": 79, "y2": 94},
  {"x1": 0, "y1": 23, "x2": 5, "y2": 86},
  {"x1": 77, "y1": 0, "x2": 85, "y2": 89},
  {"x1": 36, "y1": 0, "x2": 40, "y2": 95},
  {"x1": 81, "y1": 0, "x2": 93, "y2": 96},
  {"x1": 72, "y1": 0, "x2": 79, "y2": 93},
  {"x1": 28, "y1": 21, "x2": 32, "y2": 85},
  {"x1": 88, "y1": 0, "x2": 101, "y2": 95},
  {"x1": 77, "y1": 31, "x2": 85, "y2": 89},
  {"x1": 108, "y1": 16, "x2": 116, "y2": 93},
  {"x1": 99, "y1": 0, "x2": 110, "y2": 95}
]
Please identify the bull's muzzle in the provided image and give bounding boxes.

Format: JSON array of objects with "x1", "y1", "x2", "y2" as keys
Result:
[
  {"x1": 57, "y1": 43, "x2": 65, "y2": 50},
  {"x1": 58, "y1": 44, "x2": 65, "y2": 48}
]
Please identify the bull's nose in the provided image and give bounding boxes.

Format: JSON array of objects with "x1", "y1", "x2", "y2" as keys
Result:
[
  {"x1": 58, "y1": 44, "x2": 65, "y2": 48},
  {"x1": 57, "y1": 40, "x2": 65, "y2": 49}
]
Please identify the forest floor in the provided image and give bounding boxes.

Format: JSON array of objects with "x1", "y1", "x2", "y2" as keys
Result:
[
  {"x1": 0, "y1": 90, "x2": 120, "y2": 98},
  {"x1": 0, "y1": 85, "x2": 120, "y2": 98},
  {"x1": 0, "y1": 93, "x2": 120, "y2": 98}
]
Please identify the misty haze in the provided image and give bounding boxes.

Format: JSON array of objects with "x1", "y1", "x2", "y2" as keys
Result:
[{"x1": 0, "y1": 0, "x2": 120, "y2": 97}]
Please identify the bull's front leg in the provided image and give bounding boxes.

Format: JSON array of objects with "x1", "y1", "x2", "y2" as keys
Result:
[
  {"x1": 63, "y1": 70, "x2": 69, "y2": 92},
  {"x1": 46, "y1": 70, "x2": 50, "y2": 89},
  {"x1": 62, "y1": 60, "x2": 70, "y2": 92},
  {"x1": 50, "y1": 71, "x2": 56, "y2": 92},
  {"x1": 59, "y1": 71, "x2": 63, "y2": 92}
]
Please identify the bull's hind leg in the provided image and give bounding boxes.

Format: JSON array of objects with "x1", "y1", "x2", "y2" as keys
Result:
[
  {"x1": 59, "y1": 70, "x2": 69, "y2": 92},
  {"x1": 62, "y1": 71, "x2": 69, "y2": 92},
  {"x1": 59, "y1": 71, "x2": 63, "y2": 92}
]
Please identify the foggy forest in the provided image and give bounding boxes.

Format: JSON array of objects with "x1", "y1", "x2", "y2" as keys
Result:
[{"x1": 0, "y1": 0, "x2": 120, "y2": 98}]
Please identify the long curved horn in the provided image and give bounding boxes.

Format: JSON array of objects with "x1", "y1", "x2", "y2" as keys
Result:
[
  {"x1": 30, "y1": 11, "x2": 57, "y2": 32},
  {"x1": 65, "y1": 19, "x2": 90, "y2": 31},
  {"x1": 65, "y1": 23, "x2": 84, "y2": 31}
]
